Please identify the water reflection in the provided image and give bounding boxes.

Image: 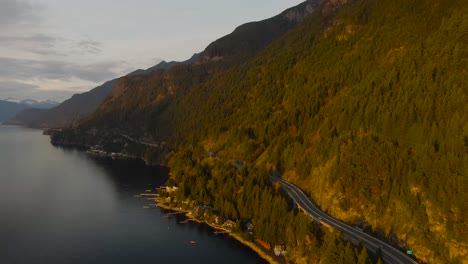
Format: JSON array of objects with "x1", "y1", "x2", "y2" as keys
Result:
[{"x1": 0, "y1": 126, "x2": 266, "y2": 264}]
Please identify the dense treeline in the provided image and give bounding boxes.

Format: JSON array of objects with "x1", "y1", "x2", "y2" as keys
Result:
[
  {"x1": 164, "y1": 0, "x2": 467, "y2": 262},
  {"x1": 79, "y1": 0, "x2": 317, "y2": 141},
  {"x1": 55, "y1": 0, "x2": 467, "y2": 262},
  {"x1": 167, "y1": 147, "x2": 378, "y2": 264}
]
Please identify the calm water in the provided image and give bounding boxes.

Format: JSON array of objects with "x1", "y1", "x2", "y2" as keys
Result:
[{"x1": 0, "y1": 126, "x2": 266, "y2": 264}]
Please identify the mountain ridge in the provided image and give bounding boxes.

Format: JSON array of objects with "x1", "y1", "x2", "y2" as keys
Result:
[
  {"x1": 6, "y1": 56, "x2": 197, "y2": 128},
  {"x1": 50, "y1": 0, "x2": 467, "y2": 263},
  {"x1": 0, "y1": 99, "x2": 57, "y2": 123},
  {"x1": 69, "y1": 0, "x2": 321, "y2": 141}
]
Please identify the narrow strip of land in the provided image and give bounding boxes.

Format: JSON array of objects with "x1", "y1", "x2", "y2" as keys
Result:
[
  {"x1": 120, "y1": 134, "x2": 160, "y2": 147},
  {"x1": 270, "y1": 175, "x2": 418, "y2": 264}
]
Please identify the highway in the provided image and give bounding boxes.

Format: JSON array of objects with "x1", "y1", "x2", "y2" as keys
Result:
[
  {"x1": 120, "y1": 134, "x2": 160, "y2": 148},
  {"x1": 270, "y1": 175, "x2": 418, "y2": 264}
]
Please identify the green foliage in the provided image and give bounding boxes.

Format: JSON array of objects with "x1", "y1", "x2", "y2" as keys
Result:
[
  {"x1": 56, "y1": 0, "x2": 467, "y2": 262},
  {"x1": 168, "y1": 147, "x2": 370, "y2": 263},
  {"x1": 162, "y1": 0, "x2": 467, "y2": 261},
  {"x1": 357, "y1": 247, "x2": 370, "y2": 264}
]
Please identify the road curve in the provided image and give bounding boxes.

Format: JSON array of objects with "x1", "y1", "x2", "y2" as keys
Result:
[{"x1": 270, "y1": 176, "x2": 418, "y2": 264}]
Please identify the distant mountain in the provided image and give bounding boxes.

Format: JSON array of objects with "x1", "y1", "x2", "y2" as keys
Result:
[
  {"x1": 19, "y1": 99, "x2": 58, "y2": 108},
  {"x1": 4, "y1": 108, "x2": 49, "y2": 126},
  {"x1": 0, "y1": 101, "x2": 28, "y2": 123},
  {"x1": 6, "y1": 56, "x2": 197, "y2": 128},
  {"x1": 0, "y1": 99, "x2": 58, "y2": 123},
  {"x1": 2, "y1": 98, "x2": 58, "y2": 108},
  {"x1": 10, "y1": 0, "x2": 318, "y2": 129}
]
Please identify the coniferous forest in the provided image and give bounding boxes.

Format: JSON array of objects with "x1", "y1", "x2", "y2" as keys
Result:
[{"x1": 51, "y1": 0, "x2": 467, "y2": 263}]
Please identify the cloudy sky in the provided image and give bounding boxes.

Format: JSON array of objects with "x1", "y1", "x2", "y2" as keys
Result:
[{"x1": 0, "y1": 0, "x2": 303, "y2": 102}]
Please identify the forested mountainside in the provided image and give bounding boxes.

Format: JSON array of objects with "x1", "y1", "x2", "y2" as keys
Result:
[
  {"x1": 8, "y1": 79, "x2": 118, "y2": 128},
  {"x1": 7, "y1": 56, "x2": 198, "y2": 128},
  {"x1": 52, "y1": 0, "x2": 467, "y2": 263},
  {"x1": 43, "y1": 1, "x2": 319, "y2": 133},
  {"x1": 58, "y1": 0, "x2": 319, "y2": 140}
]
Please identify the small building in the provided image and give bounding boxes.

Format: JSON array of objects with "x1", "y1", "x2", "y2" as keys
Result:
[
  {"x1": 166, "y1": 186, "x2": 179, "y2": 193},
  {"x1": 273, "y1": 245, "x2": 286, "y2": 256},
  {"x1": 194, "y1": 205, "x2": 212, "y2": 213},
  {"x1": 223, "y1": 220, "x2": 236, "y2": 229},
  {"x1": 245, "y1": 222, "x2": 254, "y2": 231}
]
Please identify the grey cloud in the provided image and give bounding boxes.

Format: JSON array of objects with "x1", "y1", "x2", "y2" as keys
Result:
[
  {"x1": 0, "y1": 57, "x2": 120, "y2": 83},
  {"x1": 24, "y1": 48, "x2": 66, "y2": 57},
  {"x1": 0, "y1": 33, "x2": 65, "y2": 56},
  {"x1": 0, "y1": 80, "x2": 39, "y2": 93},
  {"x1": 0, "y1": 80, "x2": 76, "y2": 101},
  {"x1": 0, "y1": 0, "x2": 102, "y2": 57},
  {"x1": 0, "y1": 33, "x2": 102, "y2": 56},
  {"x1": 0, "y1": 34, "x2": 56, "y2": 45},
  {"x1": 0, "y1": 0, "x2": 42, "y2": 26},
  {"x1": 0, "y1": 34, "x2": 58, "y2": 53},
  {"x1": 77, "y1": 39, "x2": 102, "y2": 54}
]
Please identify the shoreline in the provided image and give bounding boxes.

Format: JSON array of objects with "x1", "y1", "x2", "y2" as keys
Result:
[
  {"x1": 6, "y1": 125, "x2": 283, "y2": 262},
  {"x1": 45, "y1": 132, "x2": 282, "y2": 263},
  {"x1": 87, "y1": 149, "x2": 142, "y2": 161},
  {"x1": 156, "y1": 202, "x2": 283, "y2": 264}
]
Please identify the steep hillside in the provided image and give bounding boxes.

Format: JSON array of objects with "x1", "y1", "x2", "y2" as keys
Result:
[
  {"x1": 5, "y1": 108, "x2": 49, "y2": 126},
  {"x1": 53, "y1": 0, "x2": 467, "y2": 263},
  {"x1": 200, "y1": 1, "x2": 318, "y2": 65},
  {"x1": 171, "y1": 0, "x2": 468, "y2": 262},
  {"x1": 15, "y1": 1, "x2": 319, "y2": 130},
  {"x1": 8, "y1": 57, "x2": 195, "y2": 128},
  {"x1": 73, "y1": 0, "x2": 320, "y2": 139}
]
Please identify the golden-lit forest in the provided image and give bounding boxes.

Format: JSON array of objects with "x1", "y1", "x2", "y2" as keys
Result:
[{"x1": 52, "y1": 0, "x2": 467, "y2": 263}]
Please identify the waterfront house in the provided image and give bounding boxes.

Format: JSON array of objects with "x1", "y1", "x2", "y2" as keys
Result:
[{"x1": 223, "y1": 220, "x2": 236, "y2": 229}]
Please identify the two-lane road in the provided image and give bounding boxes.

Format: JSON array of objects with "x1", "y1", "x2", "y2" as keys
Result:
[{"x1": 270, "y1": 176, "x2": 418, "y2": 264}]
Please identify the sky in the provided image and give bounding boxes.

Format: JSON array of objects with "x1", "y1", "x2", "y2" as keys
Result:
[{"x1": 0, "y1": 0, "x2": 304, "y2": 102}]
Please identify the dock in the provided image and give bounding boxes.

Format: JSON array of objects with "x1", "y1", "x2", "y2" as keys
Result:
[
  {"x1": 164, "y1": 211, "x2": 186, "y2": 218},
  {"x1": 180, "y1": 219, "x2": 194, "y2": 224},
  {"x1": 139, "y1": 193, "x2": 159, "y2": 197}
]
